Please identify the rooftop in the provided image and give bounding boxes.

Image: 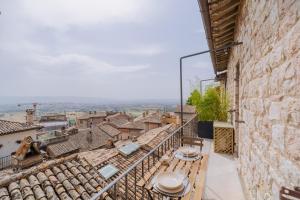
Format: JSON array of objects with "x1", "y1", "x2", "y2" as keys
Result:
[
  {"x1": 105, "y1": 113, "x2": 131, "y2": 128},
  {"x1": 0, "y1": 123, "x2": 177, "y2": 200},
  {"x1": 175, "y1": 105, "x2": 197, "y2": 114},
  {"x1": 120, "y1": 120, "x2": 145, "y2": 130},
  {"x1": 67, "y1": 127, "x2": 114, "y2": 151},
  {"x1": 78, "y1": 111, "x2": 107, "y2": 120},
  {"x1": 98, "y1": 124, "x2": 121, "y2": 137},
  {"x1": 0, "y1": 119, "x2": 42, "y2": 136}
]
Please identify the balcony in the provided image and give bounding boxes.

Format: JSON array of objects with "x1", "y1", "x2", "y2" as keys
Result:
[
  {"x1": 88, "y1": 115, "x2": 244, "y2": 200},
  {"x1": 0, "y1": 115, "x2": 245, "y2": 200}
]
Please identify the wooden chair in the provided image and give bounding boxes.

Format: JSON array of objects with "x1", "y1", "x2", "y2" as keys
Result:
[{"x1": 181, "y1": 136, "x2": 204, "y2": 153}]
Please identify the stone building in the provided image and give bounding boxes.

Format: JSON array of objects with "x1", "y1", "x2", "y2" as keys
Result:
[
  {"x1": 77, "y1": 111, "x2": 107, "y2": 129},
  {"x1": 199, "y1": 0, "x2": 300, "y2": 199},
  {"x1": 98, "y1": 123, "x2": 121, "y2": 140},
  {"x1": 175, "y1": 105, "x2": 197, "y2": 122},
  {"x1": 118, "y1": 120, "x2": 145, "y2": 140},
  {"x1": 105, "y1": 112, "x2": 132, "y2": 128},
  {"x1": 0, "y1": 120, "x2": 42, "y2": 158}
]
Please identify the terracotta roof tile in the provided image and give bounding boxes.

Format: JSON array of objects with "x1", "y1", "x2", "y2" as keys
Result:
[
  {"x1": 0, "y1": 155, "x2": 111, "y2": 200},
  {"x1": 46, "y1": 141, "x2": 79, "y2": 158},
  {"x1": 0, "y1": 120, "x2": 41, "y2": 136},
  {"x1": 175, "y1": 105, "x2": 197, "y2": 114},
  {"x1": 120, "y1": 121, "x2": 144, "y2": 130},
  {"x1": 98, "y1": 124, "x2": 120, "y2": 137},
  {"x1": 77, "y1": 112, "x2": 107, "y2": 120}
]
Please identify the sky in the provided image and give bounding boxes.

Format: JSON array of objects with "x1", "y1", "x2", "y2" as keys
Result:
[{"x1": 0, "y1": 0, "x2": 214, "y2": 103}]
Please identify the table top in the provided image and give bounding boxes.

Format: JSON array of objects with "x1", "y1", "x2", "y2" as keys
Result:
[
  {"x1": 140, "y1": 150, "x2": 209, "y2": 200},
  {"x1": 213, "y1": 121, "x2": 234, "y2": 128}
]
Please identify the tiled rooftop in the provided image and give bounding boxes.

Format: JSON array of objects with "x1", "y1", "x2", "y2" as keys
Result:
[
  {"x1": 46, "y1": 140, "x2": 79, "y2": 158},
  {"x1": 98, "y1": 124, "x2": 120, "y2": 138},
  {"x1": 175, "y1": 105, "x2": 197, "y2": 114},
  {"x1": 120, "y1": 121, "x2": 145, "y2": 130},
  {"x1": 0, "y1": 120, "x2": 41, "y2": 136},
  {"x1": 0, "y1": 123, "x2": 177, "y2": 200},
  {"x1": 77, "y1": 112, "x2": 107, "y2": 120},
  {"x1": 0, "y1": 154, "x2": 112, "y2": 200},
  {"x1": 105, "y1": 113, "x2": 131, "y2": 128}
]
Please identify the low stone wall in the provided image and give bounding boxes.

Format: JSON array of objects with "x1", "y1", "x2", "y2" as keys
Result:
[{"x1": 226, "y1": 0, "x2": 300, "y2": 199}]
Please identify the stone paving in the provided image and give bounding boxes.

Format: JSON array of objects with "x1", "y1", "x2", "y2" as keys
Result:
[{"x1": 202, "y1": 139, "x2": 246, "y2": 200}]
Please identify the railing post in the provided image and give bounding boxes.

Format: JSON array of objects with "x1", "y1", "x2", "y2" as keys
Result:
[
  {"x1": 125, "y1": 174, "x2": 128, "y2": 199},
  {"x1": 113, "y1": 183, "x2": 117, "y2": 200},
  {"x1": 142, "y1": 160, "x2": 144, "y2": 177},
  {"x1": 134, "y1": 167, "x2": 137, "y2": 200}
]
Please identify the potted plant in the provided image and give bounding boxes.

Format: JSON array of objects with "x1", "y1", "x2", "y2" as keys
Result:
[{"x1": 187, "y1": 87, "x2": 229, "y2": 139}]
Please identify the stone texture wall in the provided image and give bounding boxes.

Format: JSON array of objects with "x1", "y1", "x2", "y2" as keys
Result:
[{"x1": 226, "y1": 0, "x2": 300, "y2": 199}]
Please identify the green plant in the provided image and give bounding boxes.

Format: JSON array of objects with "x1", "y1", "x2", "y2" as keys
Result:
[
  {"x1": 186, "y1": 89, "x2": 201, "y2": 107},
  {"x1": 218, "y1": 88, "x2": 229, "y2": 121},
  {"x1": 199, "y1": 88, "x2": 220, "y2": 121},
  {"x1": 186, "y1": 87, "x2": 229, "y2": 121}
]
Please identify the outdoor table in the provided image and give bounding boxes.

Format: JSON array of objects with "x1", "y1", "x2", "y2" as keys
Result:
[{"x1": 138, "y1": 150, "x2": 209, "y2": 200}]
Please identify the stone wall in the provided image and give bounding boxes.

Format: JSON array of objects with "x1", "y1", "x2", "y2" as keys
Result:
[{"x1": 226, "y1": 0, "x2": 300, "y2": 199}]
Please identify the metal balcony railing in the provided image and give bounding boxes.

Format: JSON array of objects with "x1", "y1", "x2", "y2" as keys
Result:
[
  {"x1": 0, "y1": 155, "x2": 12, "y2": 170},
  {"x1": 91, "y1": 115, "x2": 198, "y2": 200}
]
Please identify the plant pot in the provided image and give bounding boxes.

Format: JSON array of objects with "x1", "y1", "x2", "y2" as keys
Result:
[{"x1": 198, "y1": 121, "x2": 213, "y2": 139}]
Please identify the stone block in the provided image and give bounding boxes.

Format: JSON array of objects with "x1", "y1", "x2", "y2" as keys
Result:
[
  {"x1": 271, "y1": 176, "x2": 281, "y2": 200},
  {"x1": 278, "y1": 156, "x2": 300, "y2": 186},
  {"x1": 271, "y1": 124, "x2": 285, "y2": 152},
  {"x1": 269, "y1": 102, "x2": 281, "y2": 120},
  {"x1": 268, "y1": 45, "x2": 285, "y2": 70},
  {"x1": 285, "y1": 126, "x2": 300, "y2": 163}
]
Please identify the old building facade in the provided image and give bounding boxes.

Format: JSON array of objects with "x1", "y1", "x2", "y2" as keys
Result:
[
  {"x1": 77, "y1": 111, "x2": 107, "y2": 129},
  {"x1": 200, "y1": 0, "x2": 300, "y2": 199},
  {"x1": 0, "y1": 120, "x2": 42, "y2": 157}
]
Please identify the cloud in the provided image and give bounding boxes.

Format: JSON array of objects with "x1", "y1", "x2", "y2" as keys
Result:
[
  {"x1": 121, "y1": 45, "x2": 165, "y2": 56},
  {"x1": 28, "y1": 53, "x2": 149, "y2": 76},
  {"x1": 20, "y1": 0, "x2": 152, "y2": 29}
]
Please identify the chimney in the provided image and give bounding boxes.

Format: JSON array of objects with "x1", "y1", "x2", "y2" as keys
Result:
[
  {"x1": 26, "y1": 109, "x2": 34, "y2": 125},
  {"x1": 33, "y1": 103, "x2": 37, "y2": 112},
  {"x1": 106, "y1": 139, "x2": 115, "y2": 149},
  {"x1": 86, "y1": 130, "x2": 93, "y2": 144},
  {"x1": 94, "y1": 111, "x2": 96, "y2": 114},
  {"x1": 61, "y1": 126, "x2": 66, "y2": 134}
]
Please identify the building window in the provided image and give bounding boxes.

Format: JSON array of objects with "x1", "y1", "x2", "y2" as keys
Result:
[
  {"x1": 0, "y1": 144, "x2": 3, "y2": 149},
  {"x1": 16, "y1": 140, "x2": 22, "y2": 144}
]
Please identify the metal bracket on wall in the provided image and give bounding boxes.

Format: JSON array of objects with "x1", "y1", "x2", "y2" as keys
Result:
[
  {"x1": 235, "y1": 120, "x2": 245, "y2": 123},
  {"x1": 228, "y1": 109, "x2": 236, "y2": 113}
]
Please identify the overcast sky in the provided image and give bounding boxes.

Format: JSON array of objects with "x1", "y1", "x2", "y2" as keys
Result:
[{"x1": 0, "y1": 0, "x2": 214, "y2": 102}]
